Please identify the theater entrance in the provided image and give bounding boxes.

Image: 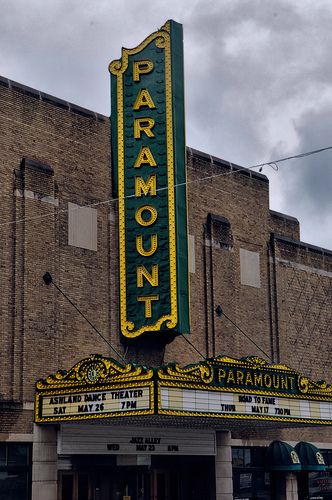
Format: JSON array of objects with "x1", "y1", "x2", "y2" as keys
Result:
[{"x1": 58, "y1": 455, "x2": 215, "y2": 500}]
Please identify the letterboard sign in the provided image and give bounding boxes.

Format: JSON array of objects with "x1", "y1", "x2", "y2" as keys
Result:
[
  {"x1": 58, "y1": 425, "x2": 216, "y2": 456},
  {"x1": 35, "y1": 355, "x2": 154, "y2": 423},
  {"x1": 35, "y1": 354, "x2": 332, "y2": 425},
  {"x1": 109, "y1": 20, "x2": 190, "y2": 341},
  {"x1": 159, "y1": 386, "x2": 332, "y2": 423},
  {"x1": 157, "y1": 356, "x2": 332, "y2": 425},
  {"x1": 40, "y1": 387, "x2": 150, "y2": 420}
]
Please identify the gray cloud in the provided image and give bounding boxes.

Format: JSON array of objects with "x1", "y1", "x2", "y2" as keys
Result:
[
  {"x1": 274, "y1": 107, "x2": 332, "y2": 248},
  {"x1": 184, "y1": 0, "x2": 332, "y2": 159}
]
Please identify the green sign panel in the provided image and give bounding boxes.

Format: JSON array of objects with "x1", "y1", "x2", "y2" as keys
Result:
[
  {"x1": 109, "y1": 21, "x2": 189, "y2": 340},
  {"x1": 157, "y1": 356, "x2": 332, "y2": 424}
]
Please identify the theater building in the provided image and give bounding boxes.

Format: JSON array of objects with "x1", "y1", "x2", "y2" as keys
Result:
[{"x1": 1, "y1": 20, "x2": 332, "y2": 500}]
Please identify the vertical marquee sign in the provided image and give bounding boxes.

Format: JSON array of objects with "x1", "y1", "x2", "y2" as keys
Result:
[{"x1": 109, "y1": 21, "x2": 189, "y2": 340}]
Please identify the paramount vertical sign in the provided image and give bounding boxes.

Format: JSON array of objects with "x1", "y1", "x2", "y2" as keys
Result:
[{"x1": 109, "y1": 21, "x2": 190, "y2": 340}]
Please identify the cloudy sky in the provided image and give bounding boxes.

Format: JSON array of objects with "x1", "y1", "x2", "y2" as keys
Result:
[{"x1": 1, "y1": 0, "x2": 331, "y2": 249}]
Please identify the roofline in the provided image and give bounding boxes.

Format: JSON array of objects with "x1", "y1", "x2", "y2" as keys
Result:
[
  {"x1": 0, "y1": 74, "x2": 271, "y2": 185},
  {"x1": 269, "y1": 210, "x2": 299, "y2": 224},
  {"x1": 272, "y1": 234, "x2": 332, "y2": 257},
  {"x1": 0, "y1": 75, "x2": 108, "y2": 122},
  {"x1": 187, "y1": 147, "x2": 269, "y2": 183}
]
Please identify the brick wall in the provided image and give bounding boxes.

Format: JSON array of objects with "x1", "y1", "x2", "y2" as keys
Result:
[
  {"x1": 0, "y1": 79, "x2": 115, "y2": 411},
  {"x1": 272, "y1": 235, "x2": 332, "y2": 379},
  {"x1": 165, "y1": 148, "x2": 272, "y2": 365}
]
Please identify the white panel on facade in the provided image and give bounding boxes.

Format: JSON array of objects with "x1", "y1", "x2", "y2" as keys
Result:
[
  {"x1": 189, "y1": 234, "x2": 196, "y2": 274},
  {"x1": 240, "y1": 248, "x2": 261, "y2": 288},
  {"x1": 195, "y1": 390, "x2": 209, "y2": 412},
  {"x1": 319, "y1": 402, "x2": 331, "y2": 419},
  {"x1": 68, "y1": 202, "x2": 97, "y2": 251},
  {"x1": 183, "y1": 389, "x2": 195, "y2": 412},
  {"x1": 300, "y1": 400, "x2": 311, "y2": 418},
  {"x1": 208, "y1": 391, "x2": 222, "y2": 413},
  {"x1": 160, "y1": 387, "x2": 169, "y2": 409}
]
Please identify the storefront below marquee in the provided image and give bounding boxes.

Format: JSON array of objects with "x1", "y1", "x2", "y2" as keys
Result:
[
  {"x1": 30, "y1": 423, "x2": 332, "y2": 500},
  {"x1": 54, "y1": 424, "x2": 215, "y2": 500},
  {"x1": 232, "y1": 445, "x2": 332, "y2": 500},
  {"x1": 58, "y1": 453, "x2": 214, "y2": 500}
]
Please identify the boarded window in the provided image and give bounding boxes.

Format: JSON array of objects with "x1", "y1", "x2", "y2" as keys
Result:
[
  {"x1": 189, "y1": 234, "x2": 196, "y2": 274},
  {"x1": 207, "y1": 213, "x2": 233, "y2": 251},
  {"x1": 68, "y1": 202, "x2": 97, "y2": 251},
  {"x1": 240, "y1": 249, "x2": 260, "y2": 288}
]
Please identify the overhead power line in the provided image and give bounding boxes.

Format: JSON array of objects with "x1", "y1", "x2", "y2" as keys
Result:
[
  {"x1": 43, "y1": 271, "x2": 207, "y2": 363},
  {"x1": 180, "y1": 333, "x2": 206, "y2": 361},
  {"x1": 254, "y1": 145, "x2": 332, "y2": 169},
  {"x1": 215, "y1": 305, "x2": 272, "y2": 362},
  {"x1": 0, "y1": 145, "x2": 331, "y2": 229},
  {"x1": 42, "y1": 272, "x2": 127, "y2": 364}
]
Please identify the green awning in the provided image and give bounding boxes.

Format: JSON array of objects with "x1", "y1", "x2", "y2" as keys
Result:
[
  {"x1": 295, "y1": 442, "x2": 327, "y2": 471},
  {"x1": 266, "y1": 440, "x2": 301, "y2": 471}
]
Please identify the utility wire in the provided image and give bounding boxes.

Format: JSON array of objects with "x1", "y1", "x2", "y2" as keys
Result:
[
  {"x1": 44, "y1": 271, "x2": 206, "y2": 363},
  {"x1": 1, "y1": 145, "x2": 332, "y2": 229},
  {"x1": 216, "y1": 306, "x2": 272, "y2": 362},
  {"x1": 180, "y1": 333, "x2": 206, "y2": 361},
  {"x1": 254, "y1": 145, "x2": 332, "y2": 169},
  {"x1": 43, "y1": 272, "x2": 127, "y2": 364}
]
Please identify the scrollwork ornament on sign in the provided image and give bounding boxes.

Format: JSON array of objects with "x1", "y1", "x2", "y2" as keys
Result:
[
  {"x1": 157, "y1": 362, "x2": 213, "y2": 384},
  {"x1": 155, "y1": 36, "x2": 166, "y2": 49},
  {"x1": 298, "y1": 375, "x2": 309, "y2": 394},
  {"x1": 36, "y1": 354, "x2": 154, "y2": 391},
  {"x1": 87, "y1": 365, "x2": 100, "y2": 383}
]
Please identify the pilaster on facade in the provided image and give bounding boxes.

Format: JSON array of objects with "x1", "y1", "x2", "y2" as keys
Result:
[
  {"x1": 215, "y1": 431, "x2": 233, "y2": 500},
  {"x1": 31, "y1": 424, "x2": 57, "y2": 500}
]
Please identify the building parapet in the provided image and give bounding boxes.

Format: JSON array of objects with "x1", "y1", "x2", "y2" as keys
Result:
[
  {"x1": 0, "y1": 75, "x2": 107, "y2": 122},
  {"x1": 270, "y1": 210, "x2": 299, "y2": 224},
  {"x1": 273, "y1": 234, "x2": 332, "y2": 258},
  {"x1": 187, "y1": 146, "x2": 269, "y2": 184}
]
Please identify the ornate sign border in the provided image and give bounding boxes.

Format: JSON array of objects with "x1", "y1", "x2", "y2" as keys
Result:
[
  {"x1": 35, "y1": 355, "x2": 332, "y2": 425},
  {"x1": 156, "y1": 356, "x2": 332, "y2": 425},
  {"x1": 35, "y1": 355, "x2": 154, "y2": 423},
  {"x1": 109, "y1": 20, "x2": 189, "y2": 340}
]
